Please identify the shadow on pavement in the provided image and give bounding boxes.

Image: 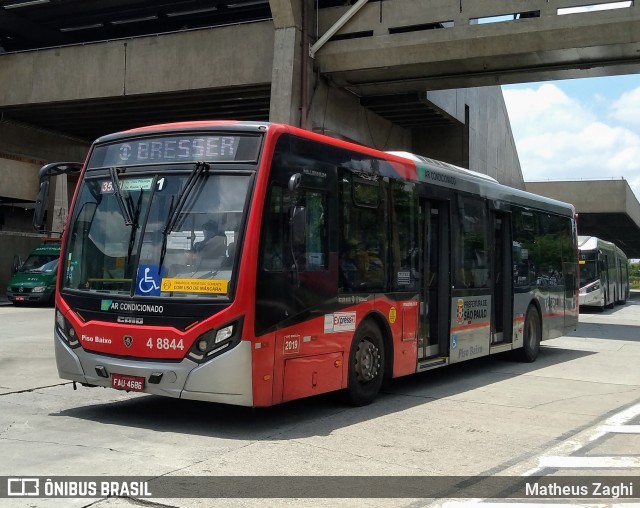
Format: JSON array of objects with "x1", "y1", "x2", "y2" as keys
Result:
[{"x1": 51, "y1": 345, "x2": 595, "y2": 440}]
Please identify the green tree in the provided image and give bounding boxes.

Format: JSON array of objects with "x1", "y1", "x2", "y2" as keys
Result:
[{"x1": 630, "y1": 261, "x2": 640, "y2": 289}]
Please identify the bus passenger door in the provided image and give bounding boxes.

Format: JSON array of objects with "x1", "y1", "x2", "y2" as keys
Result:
[
  {"x1": 418, "y1": 200, "x2": 450, "y2": 360},
  {"x1": 491, "y1": 211, "x2": 512, "y2": 344}
]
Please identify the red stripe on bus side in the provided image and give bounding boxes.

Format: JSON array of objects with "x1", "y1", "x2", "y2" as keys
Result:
[{"x1": 451, "y1": 321, "x2": 490, "y2": 332}]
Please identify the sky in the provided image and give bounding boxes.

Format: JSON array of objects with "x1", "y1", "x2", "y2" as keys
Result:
[{"x1": 501, "y1": 75, "x2": 640, "y2": 201}]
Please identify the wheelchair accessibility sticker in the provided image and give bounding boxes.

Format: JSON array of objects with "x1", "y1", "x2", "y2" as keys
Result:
[{"x1": 135, "y1": 264, "x2": 164, "y2": 296}]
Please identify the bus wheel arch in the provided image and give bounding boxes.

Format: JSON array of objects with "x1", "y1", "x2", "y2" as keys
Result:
[
  {"x1": 345, "y1": 316, "x2": 388, "y2": 406},
  {"x1": 367, "y1": 311, "x2": 394, "y2": 380},
  {"x1": 515, "y1": 303, "x2": 541, "y2": 363}
]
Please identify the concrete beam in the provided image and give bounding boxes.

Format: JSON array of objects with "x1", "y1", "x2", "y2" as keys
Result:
[
  {"x1": 125, "y1": 24, "x2": 274, "y2": 96},
  {"x1": 315, "y1": 0, "x2": 640, "y2": 93},
  {"x1": 0, "y1": 120, "x2": 88, "y2": 163},
  {"x1": 0, "y1": 22, "x2": 274, "y2": 106},
  {"x1": 306, "y1": 80, "x2": 411, "y2": 150},
  {"x1": 0, "y1": 157, "x2": 39, "y2": 203},
  {"x1": 269, "y1": 0, "x2": 302, "y2": 29}
]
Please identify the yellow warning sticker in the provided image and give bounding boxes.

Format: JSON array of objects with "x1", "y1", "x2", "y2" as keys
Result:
[{"x1": 161, "y1": 278, "x2": 228, "y2": 294}]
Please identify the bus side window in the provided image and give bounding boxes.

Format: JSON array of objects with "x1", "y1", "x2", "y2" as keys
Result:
[
  {"x1": 453, "y1": 196, "x2": 488, "y2": 289},
  {"x1": 262, "y1": 185, "x2": 329, "y2": 274},
  {"x1": 390, "y1": 181, "x2": 419, "y2": 291},
  {"x1": 512, "y1": 208, "x2": 535, "y2": 287},
  {"x1": 289, "y1": 191, "x2": 327, "y2": 271},
  {"x1": 339, "y1": 175, "x2": 387, "y2": 291},
  {"x1": 536, "y1": 213, "x2": 563, "y2": 287}
]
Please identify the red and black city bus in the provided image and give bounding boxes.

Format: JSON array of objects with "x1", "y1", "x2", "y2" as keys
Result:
[{"x1": 38, "y1": 121, "x2": 579, "y2": 406}]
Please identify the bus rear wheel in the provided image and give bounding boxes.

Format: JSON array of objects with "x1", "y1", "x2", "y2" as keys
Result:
[
  {"x1": 609, "y1": 290, "x2": 617, "y2": 308},
  {"x1": 346, "y1": 321, "x2": 385, "y2": 406},
  {"x1": 515, "y1": 305, "x2": 541, "y2": 363}
]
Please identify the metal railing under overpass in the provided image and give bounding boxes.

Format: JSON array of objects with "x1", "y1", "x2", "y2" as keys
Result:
[{"x1": 526, "y1": 179, "x2": 640, "y2": 258}]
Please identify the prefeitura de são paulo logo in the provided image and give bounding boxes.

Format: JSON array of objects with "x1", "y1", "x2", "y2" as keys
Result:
[{"x1": 456, "y1": 298, "x2": 464, "y2": 325}]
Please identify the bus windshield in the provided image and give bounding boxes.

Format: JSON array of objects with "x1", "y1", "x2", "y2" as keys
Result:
[
  {"x1": 62, "y1": 170, "x2": 250, "y2": 300},
  {"x1": 579, "y1": 252, "x2": 598, "y2": 286}
]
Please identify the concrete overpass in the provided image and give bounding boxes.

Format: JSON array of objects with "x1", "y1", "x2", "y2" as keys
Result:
[
  {"x1": 527, "y1": 180, "x2": 640, "y2": 258},
  {"x1": 1, "y1": 0, "x2": 640, "y2": 139},
  {"x1": 316, "y1": 0, "x2": 640, "y2": 94}
]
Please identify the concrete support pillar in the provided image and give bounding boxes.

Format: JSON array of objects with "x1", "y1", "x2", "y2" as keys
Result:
[
  {"x1": 268, "y1": 0, "x2": 313, "y2": 128},
  {"x1": 269, "y1": 26, "x2": 303, "y2": 126}
]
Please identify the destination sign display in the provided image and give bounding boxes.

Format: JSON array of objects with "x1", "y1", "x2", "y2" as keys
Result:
[{"x1": 88, "y1": 134, "x2": 261, "y2": 168}]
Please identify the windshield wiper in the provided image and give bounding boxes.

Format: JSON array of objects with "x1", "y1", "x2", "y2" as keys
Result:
[
  {"x1": 109, "y1": 167, "x2": 133, "y2": 226},
  {"x1": 158, "y1": 161, "x2": 210, "y2": 271},
  {"x1": 162, "y1": 161, "x2": 209, "y2": 236},
  {"x1": 126, "y1": 191, "x2": 144, "y2": 262}
]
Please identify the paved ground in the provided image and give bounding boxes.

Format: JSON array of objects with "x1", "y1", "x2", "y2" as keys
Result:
[{"x1": 0, "y1": 294, "x2": 639, "y2": 507}]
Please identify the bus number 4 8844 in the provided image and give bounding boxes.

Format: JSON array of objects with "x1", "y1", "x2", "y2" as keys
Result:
[{"x1": 146, "y1": 338, "x2": 184, "y2": 350}]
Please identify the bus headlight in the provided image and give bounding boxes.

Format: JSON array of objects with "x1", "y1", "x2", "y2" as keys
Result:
[
  {"x1": 55, "y1": 308, "x2": 80, "y2": 348},
  {"x1": 187, "y1": 319, "x2": 243, "y2": 363},
  {"x1": 215, "y1": 324, "x2": 234, "y2": 344},
  {"x1": 586, "y1": 281, "x2": 600, "y2": 293},
  {"x1": 32, "y1": 286, "x2": 46, "y2": 293}
]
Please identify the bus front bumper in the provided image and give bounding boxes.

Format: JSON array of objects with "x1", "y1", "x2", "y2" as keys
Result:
[
  {"x1": 579, "y1": 288, "x2": 602, "y2": 307},
  {"x1": 7, "y1": 289, "x2": 54, "y2": 304},
  {"x1": 54, "y1": 329, "x2": 254, "y2": 406}
]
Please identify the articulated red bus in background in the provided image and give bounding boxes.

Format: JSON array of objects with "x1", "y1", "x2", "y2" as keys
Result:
[{"x1": 36, "y1": 121, "x2": 579, "y2": 407}]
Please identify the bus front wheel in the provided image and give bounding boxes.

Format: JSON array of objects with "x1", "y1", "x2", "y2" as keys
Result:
[
  {"x1": 515, "y1": 305, "x2": 541, "y2": 363},
  {"x1": 346, "y1": 321, "x2": 385, "y2": 406}
]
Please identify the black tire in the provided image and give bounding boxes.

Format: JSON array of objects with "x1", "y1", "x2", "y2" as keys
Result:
[
  {"x1": 598, "y1": 292, "x2": 606, "y2": 312},
  {"x1": 606, "y1": 292, "x2": 615, "y2": 309},
  {"x1": 346, "y1": 321, "x2": 385, "y2": 406},
  {"x1": 515, "y1": 305, "x2": 541, "y2": 362}
]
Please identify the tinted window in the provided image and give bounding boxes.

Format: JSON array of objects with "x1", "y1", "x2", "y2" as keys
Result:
[
  {"x1": 453, "y1": 196, "x2": 489, "y2": 289},
  {"x1": 339, "y1": 173, "x2": 387, "y2": 291}
]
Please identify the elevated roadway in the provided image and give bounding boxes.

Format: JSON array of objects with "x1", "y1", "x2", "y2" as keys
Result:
[
  {"x1": 316, "y1": 0, "x2": 640, "y2": 94},
  {"x1": 2, "y1": 0, "x2": 640, "y2": 138}
]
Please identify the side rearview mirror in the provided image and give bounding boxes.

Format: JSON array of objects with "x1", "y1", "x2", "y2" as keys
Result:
[
  {"x1": 33, "y1": 180, "x2": 49, "y2": 231},
  {"x1": 288, "y1": 173, "x2": 301, "y2": 191},
  {"x1": 33, "y1": 161, "x2": 83, "y2": 232}
]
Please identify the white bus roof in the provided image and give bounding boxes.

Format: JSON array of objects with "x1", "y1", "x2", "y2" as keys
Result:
[
  {"x1": 578, "y1": 236, "x2": 615, "y2": 251},
  {"x1": 386, "y1": 151, "x2": 499, "y2": 183},
  {"x1": 578, "y1": 236, "x2": 628, "y2": 258}
]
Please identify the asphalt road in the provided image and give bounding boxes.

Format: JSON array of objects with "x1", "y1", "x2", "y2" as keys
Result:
[{"x1": 0, "y1": 295, "x2": 639, "y2": 507}]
